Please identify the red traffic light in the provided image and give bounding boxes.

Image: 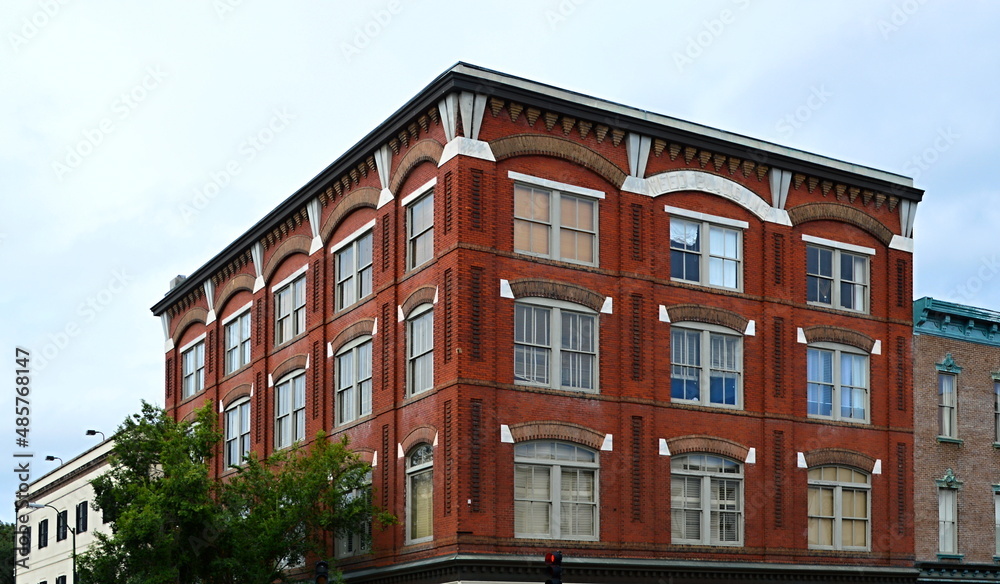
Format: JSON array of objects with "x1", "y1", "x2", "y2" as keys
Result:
[{"x1": 545, "y1": 551, "x2": 562, "y2": 564}]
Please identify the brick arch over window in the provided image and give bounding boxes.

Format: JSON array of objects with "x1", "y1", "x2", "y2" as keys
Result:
[
  {"x1": 400, "y1": 425, "x2": 437, "y2": 454},
  {"x1": 329, "y1": 319, "x2": 376, "y2": 355},
  {"x1": 221, "y1": 384, "x2": 252, "y2": 409},
  {"x1": 271, "y1": 354, "x2": 309, "y2": 385},
  {"x1": 388, "y1": 139, "x2": 444, "y2": 194},
  {"x1": 508, "y1": 421, "x2": 605, "y2": 451},
  {"x1": 490, "y1": 134, "x2": 627, "y2": 187},
  {"x1": 354, "y1": 448, "x2": 376, "y2": 465},
  {"x1": 319, "y1": 187, "x2": 379, "y2": 243},
  {"x1": 171, "y1": 308, "x2": 210, "y2": 345},
  {"x1": 788, "y1": 203, "x2": 893, "y2": 246},
  {"x1": 666, "y1": 435, "x2": 749, "y2": 461},
  {"x1": 803, "y1": 448, "x2": 876, "y2": 473},
  {"x1": 666, "y1": 304, "x2": 748, "y2": 333},
  {"x1": 508, "y1": 279, "x2": 604, "y2": 313},
  {"x1": 215, "y1": 274, "x2": 255, "y2": 315},
  {"x1": 261, "y1": 235, "x2": 312, "y2": 283},
  {"x1": 401, "y1": 286, "x2": 437, "y2": 317},
  {"x1": 802, "y1": 325, "x2": 875, "y2": 353}
]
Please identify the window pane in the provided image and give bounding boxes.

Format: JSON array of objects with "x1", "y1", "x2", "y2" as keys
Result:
[{"x1": 409, "y1": 470, "x2": 433, "y2": 540}]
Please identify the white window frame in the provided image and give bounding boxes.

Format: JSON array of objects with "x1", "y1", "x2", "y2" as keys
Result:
[
  {"x1": 994, "y1": 488, "x2": 1000, "y2": 558},
  {"x1": 406, "y1": 444, "x2": 434, "y2": 544},
  {"x1": 407, "y1": 304, "x2": 434, "y2": 396},
  {"x1": 804, "y1": 236, "x2": 873, "y2": 314},
  {"x1": 404, "y1": 182, "x2": 434, "y2": 270},
  {"x1": 938, "y1": 373, "x2": 958, "y2": 439},
  {"x1": 512, "y1": 175, "x2": 602, "y2": 266},
  {"x1": 274, "y1": 272, "x2": 307, "y2": 345},
  {"x1": 224, "y1": 399, "x2": 251, "y2": 467},
  {"x1": 336, "y1": 470, "x2": 373, "y2": 557},
  {"x1": 514, "y1": 298, "x2": 598, "y2": 393},
  {"x1": 181, "y1": 337, "x2": 205, "y2": 399},
  {"x1": 670, "y1": 322, "x2": 743, "y2": 409},
  {"x1": 667, "y1": 207, "x2": 746, "y2": 291},
  {"x1": 274, "y1": 371, "x2": 306, "y2": 449},
  {"x1": 670, "y1": 454, "x2": 743, "y2": 546},
  {"x1": 223, "y1": 304, "x2": 252, "y2": 375},
  {"x1": 939, "y1": 488, "x2": 958, "y2": 555},
  {"x1": 333, "y1": 221, "x2": 375, "y2": 311},
  {"x1": 514, "y1": 440, "x2": 599, "y2": 541},
  {"x1": 994, "y1": 382, "x2": 1000, "y2": 444},
  {"x1": 335, "y1": 336, "x2": 373, "y2": 425},
  {"x1": 807, "y1": 466, "x2": 871, "y2": 551},
  {"x1": 806, "y1": 343, "x2": 870, "y2": 423}
]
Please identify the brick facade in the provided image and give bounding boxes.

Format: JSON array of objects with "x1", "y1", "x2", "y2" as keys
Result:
[{"x1": 152, "y1": 64, "x2": 924, "y2": 583}]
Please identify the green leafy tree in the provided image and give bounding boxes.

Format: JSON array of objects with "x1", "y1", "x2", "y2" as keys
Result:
[
  {"x1": 0, "y1": 521, "x2": 15, "y2": 584},
  {"x1": 78, "y1": 401, "x2": 392, "y2": 584}
]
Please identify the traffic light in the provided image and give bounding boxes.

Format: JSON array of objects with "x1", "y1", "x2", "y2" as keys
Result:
[
  {"x1": 315, "y1": 560, "x2": 329, "y2": 584},
  {"x1": 544, "y1": 551, "x2": 562, "y2": 584}
]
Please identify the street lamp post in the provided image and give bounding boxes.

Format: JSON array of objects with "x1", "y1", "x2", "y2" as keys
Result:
[{"x1": 27, "y1": 502, "x2": 76, "y2": 584}]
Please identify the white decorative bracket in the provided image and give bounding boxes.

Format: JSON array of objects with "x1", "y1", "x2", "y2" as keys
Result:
[
  {"x1": 306, "y1": 197, "x2": 323, "y2": 255},
  {"x1": 375, "y1": 144, "x2": 394, "y2": 209},
  {"x1": 659, "y1": 439, "x2": 671, "y2": 456},
  {"x1": 204, "y1": 280, "x2": 216, "y2": 324},
  {"x1": 251, "y1": 242, "x2": 265, "y2": 292},
  {"x1": 769, "y1": 168, "x2": 792, "y2": 210},
  {"x1": 601, "y1": 434, "x2": 613, "y2": 451},
  {"x1": 500, "y1": 279, "x2": 514, "y2": 299},
  {"x1": 500, "y1": 424, "x2": 514, "y2": 443}
]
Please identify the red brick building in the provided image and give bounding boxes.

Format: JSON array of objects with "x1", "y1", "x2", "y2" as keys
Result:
[{"x1": 151, "y1": 63, "x2": 923, "y2": 583}]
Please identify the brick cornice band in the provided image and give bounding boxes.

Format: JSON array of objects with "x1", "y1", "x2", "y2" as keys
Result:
[
  {"x1": 508, "y1": 421, "x2": 605, "y2": 451},
  {"x1": 171, "y1": 307, "x2": 210, "y2": 345},
  {"x1": 400, "y1": 425, "x2": 437, "y2": 454},
  {"x1": 666, "y1": 435, "x2": 750, "y2": 461},
  {"x1": 329, "y1": 319, "x2": 376, "y2": 355},
  {"x1": 802, "y1": 325, "x2": 875, "y2": 353},
  {"x1": 271, "y1": 354, "x2": 309, "y2": 385},
  {"x1": 803, "y1": 448, "x2": 876, "y2": 473},
  {"x1": 261, "y1": 235, "x2": 312, "y2": 283},
  {"x1": 401, "y1": 287, "x2": 437, "y2": 317},
  {"x1": 389, "y1": 139, "x2": 444, "y2": 194},
  {"x1": 788, "y1": 202, "x2": 893, "y2": 246},
  {"x1": 215, "y1": 274, "x2": 255, "y2": 315},
  {"x1": 320, "y1": 187, "x2": 379, "y2": 244},
  {"x1": 667, "y1": 304, "x2": 749, "y2": 333},
  {"x1": 508, "y1": 279, "x2": 604, "y2": 313},
  {"x1": 490, "y1": 134, "x2": 627, "y2": 187}
]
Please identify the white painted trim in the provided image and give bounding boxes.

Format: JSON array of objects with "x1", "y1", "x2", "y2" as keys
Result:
[
  {"x1": 179, "y1": 332, "x2": 207, "y2": 354},
  {"x1": 745, "y1": 320, "x2": 756, "y2": 336},
  {"x1": 397, "y1": 305, "x2": 405, "y2": 322},
  {"x1": 433, "y1": 287, "x2": 439, "y2": 304},
  {"x1": 663, "y1": 205, "x2": 749, "y2": 230},
  {"x1": 659, "y1": 305, "x2": 670, "y2": 323},
  {"x1": 601, "y1": 434, "x2": 613, "y2": 451},
  {"x1": 801, "y1": 234, "x2": 876, "y2": 256},
  {"x1": 872, "y1": 340, "x2": 882, "y2": 355},
  {"x1": 309, "y1": 236, "x2": 323, "y2": 256},
  {"x1": 797, "y1": 327, "x2": 808, "y2": 344},
  {"x1": 601, "y1": 297, "x2": 613, "y2": 314},
  {"x1": 268, "y1": 374, "x2": 274, "y2": 387},
  {"x1": 659, "y1": 439, "x2": 671, "y2": 456},
  {"x1": 439, "y1": 136, "x2": 496, "y2": 166},
  {"x1": 646, "y1": 170, "x2": 793, "y2": 226},
  {"x1": 433, "y1": 432, "x2": 439, "y2": 446},
  {"x1": 327, "y1": 342, "x2": 333, "y2": 358},
  {"x1": 330, "y1": 219, "x2": 376, "y2": 254},
  {"x1": 205, "y1": 310, "x2": 216, "y2": 325},
  {"x1": 873, "y1": 459, "x2": 882, "y2": 475},
  {"x1": 399, "y1": 177, "x2": 437, "y2": 207},
  {"x1": 500, "y1": 425, "x2": 514, "y2": 443},
  {"x1": 371, "y1": 450, "x2": 378, "y2": 467},
  {"x1": 164, "y1": 339, "x2": 174, "y2": 353},
  {"x1": 305, "y1": 354, "x2": 310, "y2": 370},
  {"x1": 397, "y1": 443, "x2": 404, "y2": 459},
  {"x1": 250, "y1": 384, "x2": 254, "y2": 397},
  {"x1": 508, "y1": 170, "x2": 606, "y2": 200},
  {"x1": 745, "y1": 447, "x2": 756, "y2": 464},
  {"x1": 890, "y1": 235, "x2": 914, "y2": 253},
  {"x1": 253, "y1": 276, "x2": 265, "y2": 293},
  {"x1": 797, "y1": 452, "x2": 808, "y2": 468},
  {"x1": 221, "y1": 301, "x2": 253, "y2": 325},
  {"x1": 372, "y1": 317, "x2": 378, "y2": 337},
  {"x1": 500, "y1": 279, "x2": 514, "y2": 299},
  {"x1": 376, "y1": 188, "x2": 394, "y2": 209},
  {"x1": 270, "y1": 264, "x2": 308, "y2": 293}
]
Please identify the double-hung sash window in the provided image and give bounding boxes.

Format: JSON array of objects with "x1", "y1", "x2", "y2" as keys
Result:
[
  {"x1": 406, "y1": 444, "x2": 433, "y2": 543},
  {"x1": 407, "y1": 306, "x2": 434, "y2": 396},
  {"x1": 75, "y1": 502, "x2": 88, "y2": 533},
  {"x1": 407, "y1": 191, "x2": 434, "y2": 270},
  {"x1": 994, "y1": 489, "x2": 1000, "y2": 557},
  {"x1": 670, "y1": 325, "x2": 742, "y2": 407},
  {"x1": 514, "y1": 441, "x2": 598, "y2": 540},
  {"x1": 336, "y1": 471, "x2": 373, "y2": 557},
  {"x1": 37, "y1": 519, "x2": 48, "y2": 549},
  {"x1": 336, "y1": 230, "x2": 373, "y2": 310},
  {"x1": 514, "y1": 183, "x2": 598, "y2": 265},
  {"x1": 807, "y1": 345, "x2": 869, "y2": 422},
  {"x1": 939, "y1": 373, "x2": 957, "y2": 438},
  {"x1": 274, "y1": 275, "x2": 306, "y2": 345},
  {"x1": 939, "y1": 488, "x2": 958, "y2": 554},
  {"x1": 224, "y1": 400, "x2": 251, "y2": 467},
  {"x1": 994, "y1": 382, "x2": 1000, "y2": 444},
  {"x1": 671, "y1": 454, "x2": 742, "y2": 545},
  {"x1": 667, "y1": 208, "x2": 745, "y2": 290},
  {"x1": 805, "y1": 238, "x2": 871, "y2": 313},
  {"x1": 56, "y1": 510, "x2": 67, "y2": 541},
  {"x1": 224, "y1": 310, "x2": 251, "y2": 374},
  {"x1": 336, "y1": 338, "x2": 373, "y2": 424},
  {"x1": 181, "y1": 340, "x2": 205, "y2": 399},
  {"x1": 808, "y1": 466, "x2": 870, "y2": 550},
  {"x1": 275, "y1": 372, "x2": 305, "y2": 449},
  {"x1": 514, "y1": 300, "x2": 597, "y2": 392}
]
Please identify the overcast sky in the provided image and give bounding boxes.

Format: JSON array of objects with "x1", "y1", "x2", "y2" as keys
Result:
[{"x1": 3, "y1": 1, "x2": 998, "y2": 521}]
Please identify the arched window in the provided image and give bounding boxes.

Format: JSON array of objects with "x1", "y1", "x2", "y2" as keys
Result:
[
  {"x1": 336, "y1": 336, "x2": 372, "y2": 425},
  {"x1": 406, "y1": 444, "x2": 433, "y2": 543},
  {"x1": 514, "y1": 441, "x2": 599, "y2": 540},
  {"x1": 514, "y1": 299, "x2": 598, "y2": 392},
  {"x1": 671, "y1": 454, "x2": 743, "y2": 545},
  {"x1": 807, "y1": 466, "x2": 870, "y2": 550}
]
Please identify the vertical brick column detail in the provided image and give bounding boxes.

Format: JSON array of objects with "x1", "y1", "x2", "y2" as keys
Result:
[
  {"x1": 630, "y1": 294, "x2": 643, "y2": 381},
  {"x1": 773, "y1": 318, "x2": 785, "y2": 398},
  {"x1": 206, "y1": 330, "x2": 215, "y2": 375},
  {"x1": 773, "y1": 430, "x2": 785, "y2": 528},
  {"x1": 380, "y1": 214, "x2": 391, "y2": 273},
  {"x1": 381, "y1": 303, "x2": 390, "y2": 393},
  {"x1": 470, "y1": 399, "x2": 482, "y2": 512},
  {"x1": 255, "y1": 371, "x2": 263, "y2": 444},
  {"x1": 255, "y1": 303, "x2": 264, "y2": 346},
  {"x1": 444, "y1": 269, "x2": 453, "y2": 363},
  {"x1": 631, "y1": 416, "x2": 643, "y2": 522},
  {"x1": 470, "y1": 169, "x2": 483, "y2": 231},
  {"x1": 312, "y1": 258, "x2": 322, "y2": 314},
  {"x1": 165, "y1": 357, "x2": 174, "y2": 400},
  {"x1": 896, "y1": 336, "x2": 907, "y2": 411},
  {"x1": 312, "y1": 340, "x2": 321, "y2": 420},
  {"x1": 444, "y1": 171, "x2": 453, "y2": 234},
  {"x1": 630, "y1": 203, "x2": 643, "y2": 262},
  {"x1": 381, "y1": 424, "x2": 390, "y2": 509},
  {"x1": 896, "y1": 442, "x2": 907, "y2": 535},
  {"x1": 444, "y1": 400, "x2": 453, "y2": 516},
  {"x1": 773, "y1": 233, "x2": 785, "y2": 285},
  {"x1": 896, "y1": 259, "x2": 906, "y2": 308},
  {"x1": 470, "y1": 267, "x2": 484, "y2": 360}
]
